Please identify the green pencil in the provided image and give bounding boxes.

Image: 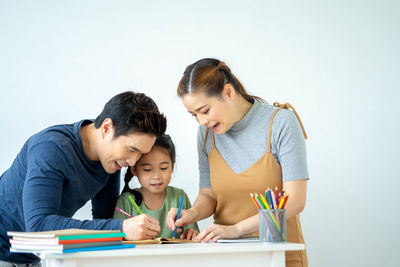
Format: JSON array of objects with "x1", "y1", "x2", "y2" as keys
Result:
[{"x1": 128, "y1": 195, "x2": 142, "y2": 215}]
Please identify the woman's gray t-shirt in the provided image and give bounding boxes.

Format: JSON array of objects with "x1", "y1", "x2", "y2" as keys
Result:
[{"x1": 197, "y1": 100, "x2": 309, "y2": 188}]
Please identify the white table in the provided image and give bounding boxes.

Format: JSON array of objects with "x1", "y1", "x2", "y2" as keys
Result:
[{"x1": 41, "y1": 242, "x2": 304, "y2": 267}]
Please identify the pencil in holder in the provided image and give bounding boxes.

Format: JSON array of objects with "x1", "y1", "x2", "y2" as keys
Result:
[{"x1": 259, "y1": 209, "x2": 287, "y2": 242}]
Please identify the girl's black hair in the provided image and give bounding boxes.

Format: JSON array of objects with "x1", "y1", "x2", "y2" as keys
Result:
[{"x1": 121, "y1": 134, "x2": 176, "y2": 206}]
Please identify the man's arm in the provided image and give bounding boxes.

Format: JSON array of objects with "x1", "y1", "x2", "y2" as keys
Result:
[
  {"x1": 91, "y1": 171, "x2": 120, "y2": 219},
  {"x1": 22, "y1": 142, "x2": 122, "y2": 232}
]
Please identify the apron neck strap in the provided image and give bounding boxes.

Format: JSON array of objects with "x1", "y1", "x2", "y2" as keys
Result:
[{"x1": 268, "y1": 102, "x2": 308, "y2": 153}]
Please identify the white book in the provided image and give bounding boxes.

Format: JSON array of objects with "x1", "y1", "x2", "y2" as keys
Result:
[{"x1": 217, "y1": 237, "x2": 260, "y2": 243}]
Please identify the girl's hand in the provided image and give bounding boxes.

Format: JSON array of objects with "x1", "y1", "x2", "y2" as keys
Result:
[
  {"x1": 166, "y1": 208, "x2": 197, "y2": 232},
  {"x1": 180, "y1": 228, "x2": 199, "y2": 240},
  {"x1": 193, "y1": 224, "x2": 241, "y2": 243}
]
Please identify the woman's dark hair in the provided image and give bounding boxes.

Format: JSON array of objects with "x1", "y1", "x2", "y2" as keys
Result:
[
  {"x1": 94, "y1": 91, "x2": 167, "y2": 138},
  {"x1": 177, "y1": 58, "x2": 265, "y2": 103},
  {"x1": 121, "y1": 134, "x2": 176, "y2": 206}
]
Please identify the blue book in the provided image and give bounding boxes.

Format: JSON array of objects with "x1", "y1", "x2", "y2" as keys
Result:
[{"x1": 63, "y1": 244, "x2": 136, "y2": 253}]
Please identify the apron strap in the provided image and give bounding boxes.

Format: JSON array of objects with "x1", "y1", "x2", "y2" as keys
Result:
[
  {"x1": 267, "y1": 107, "x2": 283, "y2": 152},
  {"x1": 267, "y1": 102, "x2": 308, "y2": 153},
  {"x1": 201, "y1": 128, "x2": 209, "y2": 152},
  {"x1": 211, "y1": 130, "x2": 216, "y2": 148}
]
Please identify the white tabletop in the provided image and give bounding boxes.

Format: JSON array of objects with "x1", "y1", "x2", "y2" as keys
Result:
[{"x1": 41, "y1": 242, "x2": 305, "y2": 260}]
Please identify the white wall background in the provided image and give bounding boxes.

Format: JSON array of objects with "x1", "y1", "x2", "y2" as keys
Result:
[{"x1": 1, "y1": 1, "x2": 399, "y2": 266}]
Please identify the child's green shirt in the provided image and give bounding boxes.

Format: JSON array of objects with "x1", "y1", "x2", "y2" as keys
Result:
[{"x1": 113, "y1": 186, "x2": 199, "y2": 238}]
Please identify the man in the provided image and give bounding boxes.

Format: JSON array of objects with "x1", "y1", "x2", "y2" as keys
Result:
[{"x1": 0, "y1": 91, "x2": 166, "y2": 265}]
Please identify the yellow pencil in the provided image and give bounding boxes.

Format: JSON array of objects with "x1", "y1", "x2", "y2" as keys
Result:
[
  {"x1": 278, "y1": 193, "x2": 285, "y2": 209},
  {"x1": 259, "y1": 194, "x2": 270, "y2": 210}
]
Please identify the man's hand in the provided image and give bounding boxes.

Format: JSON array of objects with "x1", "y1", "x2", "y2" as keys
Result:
[{"x1": 122, "y1": 214, "x2": 160, "y2": 240}]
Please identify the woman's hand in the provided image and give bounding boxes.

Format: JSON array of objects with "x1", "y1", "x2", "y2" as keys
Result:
[
  {"x1": 122, "y1": 214, "x2": 160, "y2": 240},
  {"x1": 193, "y1": 224, "x2": 241, "y2": 243},
  {"x1": 180, "y1": 228, "x2": 199, "y2": 240},
  {"x1": 166, "y1": 208, "x2": 197, "y2": 233}
]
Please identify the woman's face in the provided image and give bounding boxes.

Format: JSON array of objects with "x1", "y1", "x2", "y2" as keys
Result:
[
  {"x1": 182, "y1": 88, "x2": 235, "y2": 134},
  {"x1": 132, "y1": 146, "x2": 173, "y2": 195}
]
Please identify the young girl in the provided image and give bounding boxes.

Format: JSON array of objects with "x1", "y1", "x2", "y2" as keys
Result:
[{"x1": 113, "y1": 134, "x2": 199, "y2": 239}]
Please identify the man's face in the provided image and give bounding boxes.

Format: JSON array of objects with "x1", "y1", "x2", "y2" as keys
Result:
[{"x1": 98, "y1": 123, "x2": 156, "y2": 174}]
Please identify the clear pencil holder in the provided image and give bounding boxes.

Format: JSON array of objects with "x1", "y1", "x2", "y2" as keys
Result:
[{"x1": 259, "y1": 209, "x2": 287, "y2": 242}]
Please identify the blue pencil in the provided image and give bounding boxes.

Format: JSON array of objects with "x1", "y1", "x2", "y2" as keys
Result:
[
  {"x1": 172, "y1": 196, "x2": 184, "y2": 238},
  {"x1": 268, "y1": 189, "x2": 274, "y2": 209}
]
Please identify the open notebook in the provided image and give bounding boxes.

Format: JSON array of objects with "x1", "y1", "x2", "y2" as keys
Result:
[{"x1": 123, "y1": 237, "x2": 197, "y2": 245}]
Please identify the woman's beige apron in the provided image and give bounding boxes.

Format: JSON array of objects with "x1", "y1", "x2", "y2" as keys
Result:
[{"x1": 202, "y1": 102, "x2": 308, "y2": 267}]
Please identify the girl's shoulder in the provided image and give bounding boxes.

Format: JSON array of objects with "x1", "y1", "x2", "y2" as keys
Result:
[
  {"x1": 165, "y1": 186, "x2": 187, "y2": 196},
  {"x1": 118, "y1": 190, "x2": 139, "y2": 200}
]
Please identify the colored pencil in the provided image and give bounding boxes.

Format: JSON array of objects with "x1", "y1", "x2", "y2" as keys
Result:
[
  {"x1": 172, "y1": 196, "x2": 184, "y2": 238},
  {"x1": 274, "y1": 187, "x2": 280, "y2": 205},
  {"x1": 115, "y1": 207, "x2": 133, "y2": 218},
  {"x1": 128, "y1": 195, "x2": 142, "y2": 215},
  {"x1": 270, "y1": 190, "x2": 278, "y2": 211},
  {"x1": 250, "y1": 193, "x2": 262, "y2": 209},
  {"x1": 264, "y1": 189, "x2": 269, "y2": 204},
  {"x1": 253, "y1": 193, "x2": 281, "y2": 232},
  {"x1": 254, "y1": 194, "x2": 263, "y2": 209},
  {"x1": 268, "y1": 189, "x2": 274, "y2": 209},
  {"x1": 259, "y1": 194, "x2": 270, "y2": 210},
  {"x1": 278, "y1": 195, "x2": 285, "y2": 209},
  {"x1": 281, "y1": 195, "x2": 289, "y2": 209},
  {"x1": 255, "y1": 193, "x2": 267, "y2": 209}
]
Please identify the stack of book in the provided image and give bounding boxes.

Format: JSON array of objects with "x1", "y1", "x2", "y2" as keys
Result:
[{"x1": 7, "y1": 229, "x2": 135, "y2": 254}]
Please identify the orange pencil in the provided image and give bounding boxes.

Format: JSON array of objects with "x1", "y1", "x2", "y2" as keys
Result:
[{"x1": 250, "y1": 193, "x2": 262, "y2": 209}]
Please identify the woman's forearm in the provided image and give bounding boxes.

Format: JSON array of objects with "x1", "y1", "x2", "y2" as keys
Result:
[
  {"x1": 234, "y1": 214, "x2": 259, "y2": 236},
  {"x1": 190, "y1": 188, "x2": 217, "y2": 221}
]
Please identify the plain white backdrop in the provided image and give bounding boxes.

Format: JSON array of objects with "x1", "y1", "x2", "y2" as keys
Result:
[{"x1": 1, "y1": 1, "x2": 399, "y2": 266}]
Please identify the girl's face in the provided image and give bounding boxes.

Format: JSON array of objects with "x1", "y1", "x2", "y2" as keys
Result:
[
  {"x1": 132, "y1": 146, "x2": 173, "y2": 195},
  {"x1": 181, "y1": 86, "x2": 235, "y2": 134}
]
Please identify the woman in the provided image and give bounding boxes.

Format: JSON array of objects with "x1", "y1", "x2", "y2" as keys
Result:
[{"x1": 166, "y1": 58, "x2": 309, "y2": 266}]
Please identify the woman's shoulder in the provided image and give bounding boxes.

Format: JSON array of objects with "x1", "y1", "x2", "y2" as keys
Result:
[
  {"x1": 253, "y1": 101, "x2": 299, "y2": 125},
  {"x1": 272, "y1": 105, "x2": 302, "y2": 128}
]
